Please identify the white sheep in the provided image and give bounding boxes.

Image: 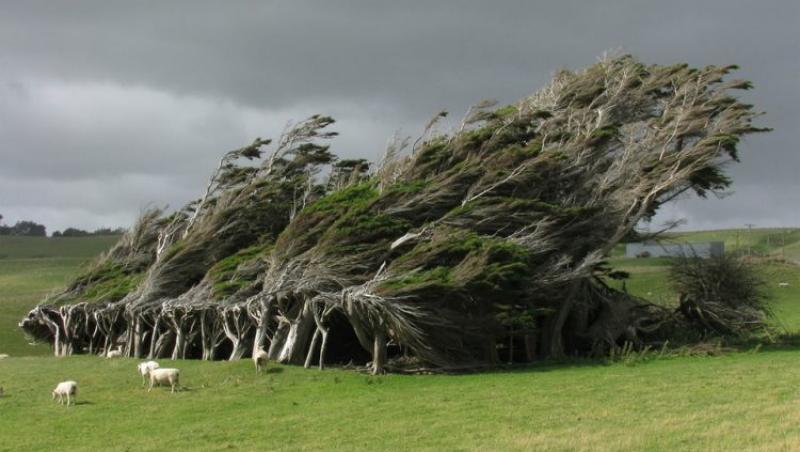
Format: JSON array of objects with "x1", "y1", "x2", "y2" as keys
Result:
[
  {"x1": 0, "y1": 354, "x2": 9, "y2": 359},
  {"x1": 136, "y1": 361, "x2": 160, "y2": 386},
  {"x1": 52, "y1": 380, "x2": 78, "y2": 406},
  {"x1": 253, "y1": 348, "x2": 269, "y2": 374},
  {"x1": 147, "y1": 368, "x2": 180, "y2": 393},
  {"x1": 779, "y1": 282, "x2": 790, "y2": 288},
  {"x1": 105, "y1": 348, "x2": 123, "y2": 359}
]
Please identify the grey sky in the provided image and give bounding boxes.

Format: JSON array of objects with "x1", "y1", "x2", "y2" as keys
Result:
[{"x1": 1, "y1": 1, "x2": 798, "y2": 233}]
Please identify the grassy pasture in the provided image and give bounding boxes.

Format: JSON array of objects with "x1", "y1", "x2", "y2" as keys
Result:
[
  {"x1": 2, "y1": 232, "x2": 800, "y2": 450},
  {"x1": 3, "y1": 350, "x2": 800, "y2": 450},
  {"x1": 0, "y1": 236, "x2": 119, "y2": 356}
]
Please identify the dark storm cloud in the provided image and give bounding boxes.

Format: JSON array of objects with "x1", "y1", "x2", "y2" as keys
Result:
[{"x1": 0, "y1": 1, "x2": 797, "y2": 232}]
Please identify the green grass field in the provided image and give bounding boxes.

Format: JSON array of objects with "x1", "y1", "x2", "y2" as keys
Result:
[
  {"x1": 4, "y1": 351, "x2": 800, "y2": 451},
  {"x1": 0, "y1": 236, "x2": 119, "y2": 356},
  {"x1": 3, "y1": 232, "x2": 800, "y2": 451}
]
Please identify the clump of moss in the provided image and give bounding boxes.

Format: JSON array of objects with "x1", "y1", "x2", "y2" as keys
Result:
[
  {"x1": 379, "y1": 228, "x2": 533, "y2": 303},
  {"x1": 81, "y1": 272, "x2": 144, "y2": 303},
  {"x1": 65, "y1": 262, "x2": 146, "y2": 304},
  {"x1": 207, "y1": 242, "x2": 271, "y2": 300},
  {"x1": 272, "y1": 182, "x2": 382, "y2": 260},
  {"x1": 384, "y1": 179, "x2": 428, "y2": 195},
  {"x1": 324, "y1": 211, "x2": 410, "y2": 247},
  {"x1": 304, "y1": 182, "x2": 378, "y2": 215},
  {"x1": 492, "y1": 104, "x2": 518, "y2": 119},
  {"x1": 381, "y1": 266, "x2": 453, "y2": 292}
]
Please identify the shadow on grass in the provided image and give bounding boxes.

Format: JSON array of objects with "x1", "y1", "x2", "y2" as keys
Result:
[
  {"x1": 409, "y1": 335, "x2": 800, "y2": 377},
  {"x1": 265, "y1": 367, "x2": 284, "y2": 374},
  {"x1": 750, "y1": 333, "x2": 800, "y2": 354},
  {"x1": 477, "y1": 358, "x2": 617, "y2": 376},
  {"x1": 391, "y1": 357, "x2": 617, "y2": 377}
]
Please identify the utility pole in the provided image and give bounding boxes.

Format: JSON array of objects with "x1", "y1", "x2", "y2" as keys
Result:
[
  {"x1": 736, "y1": 230, "x2": 740, "y2": 254},
  {"x1": 745, "y1": 223, "x2": 755, "y2": 256},
  {"x1": 783, "y1": 229, "x2": 787, "y2": 260}
]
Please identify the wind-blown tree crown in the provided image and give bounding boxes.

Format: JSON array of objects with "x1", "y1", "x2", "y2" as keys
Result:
[{"x1": 21, "y1": 55, "x2": 768, "y2": 371}]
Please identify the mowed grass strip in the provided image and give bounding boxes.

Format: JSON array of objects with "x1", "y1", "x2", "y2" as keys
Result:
[{"x1": 2, "y1": 352, "x2": 800, "y2": 451}]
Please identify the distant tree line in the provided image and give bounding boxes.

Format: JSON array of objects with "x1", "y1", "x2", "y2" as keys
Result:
[
  {"x1": 52, "y1": 227, "x2": 126, "y2": 237},
  {"x1": 0, "y1": 214, "x2": 47, "y2": 236},
  {"x1": 0, "y1": 213, "x2": 124, "y2": 237}
]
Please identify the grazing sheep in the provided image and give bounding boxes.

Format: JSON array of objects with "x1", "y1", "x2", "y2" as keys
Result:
[
  {"x1": 148, "y1": 368, "x2": 180, "y2": 393},
  {"x1": 52, "y1": 381, "x2": 78, "y2": 406},
  {"x1": 779, "y1": 282, "x2": 790, "y2": 288},
  {"x1": 0, "y1": 354, "x2": 9, "y2": 359},
  {"x1": 253, "y1": 348, "x2": 269, "y2": 374},
  {"x1": 105, "y1": 348, "x2": 123, "y2": 359},
  {"x1": 136, "y1": 361, "x2": 160, "y2": 386}
]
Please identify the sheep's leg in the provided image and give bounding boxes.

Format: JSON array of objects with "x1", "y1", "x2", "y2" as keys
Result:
[{"x1": 148, "y1": 379, "x2": 154, "y2": 392}]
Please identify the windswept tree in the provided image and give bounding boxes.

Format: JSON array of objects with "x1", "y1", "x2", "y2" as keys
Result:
[{"x1": 22, "y1": 55, "x2": 767, "y2": 371}]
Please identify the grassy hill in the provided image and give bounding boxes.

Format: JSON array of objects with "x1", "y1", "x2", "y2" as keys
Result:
[
  {"x1": 668, "y1": 228, "x2": 800, "y2": 262},
  {"x1": 0, "y1": 235, "x2": 120, "y2": 356}
]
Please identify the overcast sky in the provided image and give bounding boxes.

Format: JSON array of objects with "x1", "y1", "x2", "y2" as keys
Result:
[{"x1": 1, "y1": 1, "x2": 798, "y2": 233}]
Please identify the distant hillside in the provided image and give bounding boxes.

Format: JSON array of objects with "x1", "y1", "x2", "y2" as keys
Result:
[{"x1": 665, "y1": 228, "x2": 800, "y2": 262}]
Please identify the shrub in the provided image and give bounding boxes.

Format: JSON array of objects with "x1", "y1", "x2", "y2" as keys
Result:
[{"x1": 670, "y1": 253, "x2": 770, "y2": 336}]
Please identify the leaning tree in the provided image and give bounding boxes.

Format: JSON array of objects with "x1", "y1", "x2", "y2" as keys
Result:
[{"x1": 21, "y1": 55, "x2": 767, "y2": 372}]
